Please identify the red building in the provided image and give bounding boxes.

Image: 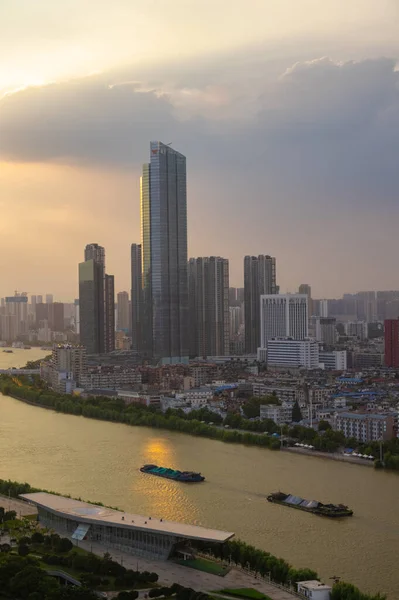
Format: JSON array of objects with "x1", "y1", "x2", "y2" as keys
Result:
[{"x1": 384, "y1": 319, "x2": 399, "y2": 367}]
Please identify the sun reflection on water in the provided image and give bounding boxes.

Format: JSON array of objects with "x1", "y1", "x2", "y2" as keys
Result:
[{"x1": 131, "y1": 436, "x2": 200, "y2": 524}]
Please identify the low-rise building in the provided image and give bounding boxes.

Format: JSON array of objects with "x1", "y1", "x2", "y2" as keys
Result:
[
  {"x1": 175, "y1": 387, "x2": 213, "y2": 407},
  {"x1": 117, "y1": 390, "x2": 161, "y2": 408},
  {"x1": 259, "y1": 338, "x2": 319, "y2": 369},
  {"x1": 297, "y1": 580, "x2": 332, "y2": 600},
  {"x1": 334, "y1": 412, "x2": 394, "y2": 442},
  {"x1": 319, "y1": 350, "x2": 347, "y2": 371},
  {"x1": 252, "y1": 383, "x2": 305, "y2": 403},
  {"x1": 260, "y1": 402, "x2": 309, "y2": 425}
]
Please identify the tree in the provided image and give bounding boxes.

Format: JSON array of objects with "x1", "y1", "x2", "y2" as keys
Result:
[
  {"x1": 242, "y1": 398, "x2": 261, "y2": 419},
  {"x1": 3, "y1": 510, "x2": 17, "y2": 522},
  {"x1": 292, "y1": 401, "x2": 302, "y2": 423},
  {"x1": 18, "y1": 544, "x2": 30, "y2": 557},
  {"x1": 318, "y1": 420, "x2": 331, "y2": 431},
  {"x1": 57, "y1": 537, "x2": 73, "y2": 553},
  {"x1": 31, "y1": 532, "x2": 44, "y2": 544}
]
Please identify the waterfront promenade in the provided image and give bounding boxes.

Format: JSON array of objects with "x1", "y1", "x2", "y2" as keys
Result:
[{"x1": 77, "y1": 538, "x2": 299, "y2": 600}]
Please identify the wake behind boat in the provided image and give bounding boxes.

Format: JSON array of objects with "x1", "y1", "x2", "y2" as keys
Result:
[{"x1": 140, "y1": 464, "x2": 205, "y2": 483}]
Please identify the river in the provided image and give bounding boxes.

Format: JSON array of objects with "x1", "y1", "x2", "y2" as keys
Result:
[{"x1": 0, "y1": 350, "x2": 398, "y2": 598}]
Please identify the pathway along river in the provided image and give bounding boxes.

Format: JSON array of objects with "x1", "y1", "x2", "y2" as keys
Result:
[{"x1": 0, "y1": 351, "x2": 398, "y2": 598}]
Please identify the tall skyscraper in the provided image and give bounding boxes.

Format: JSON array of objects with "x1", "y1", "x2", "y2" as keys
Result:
[
  {"x1": 260, "y1": 294, "x2": 308, "y2": 348},
  {"x1": 117, "y1": 291, "x2": 130, "y2": 332},
  {"x1": 298, "y1": 284, "x2": 313, "y2": 317},
  {"x1": 188, "y1": 257, "x2": 230, "y2": 357},
  {"x1": 131, "y1": 243, "x2": 142, "y2": 354},
  {"x1": 46, "y1": 294, "x2": 54, "y2": 304},
  {"x1": 105, "y1": 275, "x2": 115, "y2": 353},
  {"x1": 141, "y1": 141, "x2": 188, "y2": 363},
  {"x1": 384, "y1": 319, "x2": 399, "y2": 368},
  {"x1": 244, "y1": 255, "x2": 277, "y2": 353},
  {"x1": 5, "y1": 292, "x2": 28, "y2": 337},
  {"x1": 48, "y1": 302, "x2": 65, "y2": 332},
  {"x1": 79, "y1": 243, "x2": 114, "y2": 355}
]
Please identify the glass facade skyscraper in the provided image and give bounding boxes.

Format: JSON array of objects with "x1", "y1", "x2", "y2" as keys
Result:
[{"x1": 141, "y1": 141, "x2": 188, "y2": 363}]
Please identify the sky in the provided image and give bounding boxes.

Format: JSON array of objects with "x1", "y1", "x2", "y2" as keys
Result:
[{"x1": 1, "y1": 0, "x2": 399, "y2": 300}]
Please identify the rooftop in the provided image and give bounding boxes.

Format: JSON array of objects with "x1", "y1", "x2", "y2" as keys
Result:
[
  {"x1": 20, "y1": 493, "x2": 234, "y2": 543},
  {"x1": 298, "y1": 580, "x2": 332, "y2": 591}
]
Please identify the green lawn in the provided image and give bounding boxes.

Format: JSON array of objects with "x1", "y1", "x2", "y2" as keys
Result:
[
  {"x1": 218, "y1": 589, "x2": 272, "y2": 600},
  {"x1": 176, "y1": 557, "x2": 230, "y2": 576}
]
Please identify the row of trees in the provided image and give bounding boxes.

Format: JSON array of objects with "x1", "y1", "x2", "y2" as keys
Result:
[
  {"x1": 148, "y1": 583, "x2": 210, "y2": 600},
  {"x1": 3, "y1": 376, "x2": 399, "y2": 469},
  {"x1": 200, "y1": 538, "x2": 317, "y2": 585},
  {"x1": 200, "y1": 540, "x2": 385, "y2": 600},
  {"x1": 0, "y1": 379, "x2": 281, "y2": 450},
  {"x1": 331, "y1": 581, "x2": 386, "y2": 600}
]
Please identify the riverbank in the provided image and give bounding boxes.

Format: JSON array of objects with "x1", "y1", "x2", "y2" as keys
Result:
[
  {"x1": 1, "y1": 385, "x2": 381, "y2": 473},
  {"x1": 282, "y1": 446, "x2": 374, "y2": 467},
  {"x1": 0, "y1": 391, "x2": 396, "y2": 598},
  {"x1": 0, "y1": 479, "x2": 383, "y2": 600}
]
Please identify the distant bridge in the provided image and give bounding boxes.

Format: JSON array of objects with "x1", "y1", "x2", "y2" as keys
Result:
[{"x1": 0, "y1": 369, "x2": 40, "y2": 375}]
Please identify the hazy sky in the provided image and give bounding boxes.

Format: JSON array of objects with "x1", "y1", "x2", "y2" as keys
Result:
[{"x1": 1, "y1": 0, "x2": 399, "y2": 300}]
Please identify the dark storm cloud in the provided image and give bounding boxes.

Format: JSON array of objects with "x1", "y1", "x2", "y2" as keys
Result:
[{"x1": 0, "y1": 55, "x2": 398, "y2": 202}]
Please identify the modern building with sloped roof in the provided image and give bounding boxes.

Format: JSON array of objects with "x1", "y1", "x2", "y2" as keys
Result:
[{"x1": 20, "y1": 492, "x2": 234, "y2": 560}]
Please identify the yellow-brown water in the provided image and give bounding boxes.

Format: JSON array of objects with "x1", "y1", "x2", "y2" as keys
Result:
[{"x1": 0, "y1": 350, "x2": 398, "y2": 597}]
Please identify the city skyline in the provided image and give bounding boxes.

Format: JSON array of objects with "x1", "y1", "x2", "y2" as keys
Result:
[{"x1": 1, "y1": 1, "x2": 399, "y2": 299}]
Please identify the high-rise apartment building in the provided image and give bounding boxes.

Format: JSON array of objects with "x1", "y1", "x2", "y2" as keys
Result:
[
  {"x1": 52, "y1": 344, "x2": 87, "y2": 384},
  {"x1": 141, "y1": 141, "x2": 188, "y2": 363},
  {"x1": 105, "y1": 274, "x2": 115, "y2": 353},
  {"x1": 229, "y1": 306, "x2": 242, "y2": 339},
  {"x1": 79, "y1": 243, "x2": 114, "y2": 354},
  {"x1": 244, "y1": 255, "x2": 277, "y2": 353},
  {"x1": 260, "y1": 294, "x2": 308, "y2": 348},
  {"x1": 48, "y1": 302, "x2": 64, "y2": 332},
  {"x1": 131, "y1": 243, "x2": 143, "y2": 354},
  {"x1": 5, "y1": 293, "x2": 28, "y2": 337},
  {"x1": 384, "y1": 319, "x2": 399, "y2": 368},
  {"x1": 298, "y1": 284, "x2": 313, "y2": 317},
  {"x1": 188, "y1": 257, "x2": 229, "y2": 357},
  {"x1": 46, "y1": 294, "x2": 54, "y2": 304},
  {"x1": 35, "y1": 303, "x2": 48, "y2": 327},
  {"x1": 117, "y1": 291, "x2": 130, "y2": 332},
  {"x1": 312, "y1": 316, "x2": 337, "y2": 346}
]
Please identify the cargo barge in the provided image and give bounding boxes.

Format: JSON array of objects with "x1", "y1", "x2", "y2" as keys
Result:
[
  {"x1": 267, "y1": 492, "x2": 353, "y2": 518},
  {"x1": 140, "y1": 464, "x2": 205, "y2": 483}
]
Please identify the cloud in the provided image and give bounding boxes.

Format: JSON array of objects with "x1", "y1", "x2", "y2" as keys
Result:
[{"x1": 0, "y1": 54, "x2": 398, "y2": 205}]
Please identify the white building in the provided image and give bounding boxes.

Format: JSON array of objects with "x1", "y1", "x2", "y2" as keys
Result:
[
  {"x1": 334, "y1": 412, "x2": 394, "y2": 442},
  {"x1": 260, "y1": 401, "x2": 309, "y2": 424},
  {"x1": 297, "y1": 580, "x2": 332, "y2": 600},
  {"x1": 176, "y1": 386, "x2": 213, "y2": 407},
  {"x1": 52, "y1": 344, "x2": 87, "y2": 382},
  {"x1": 319, "y1": 350, "x2": 347, "y2": 371},
  {"x1": 319, "y1": 300, "x2": 329, "y2": 318},
  {"x1": 260, "y1": 294, "x2": 308, "y2": 347},
  {"x1": 259, "y1": 338, "x2": 319, "y2": 369}
]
